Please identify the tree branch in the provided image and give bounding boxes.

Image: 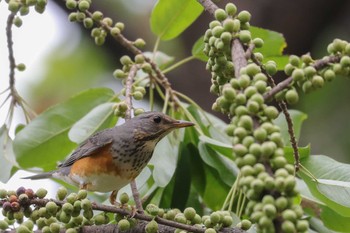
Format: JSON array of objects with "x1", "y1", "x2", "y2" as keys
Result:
[{"x1": 196, "y1": 0, "x2": 219, "y2": 15}]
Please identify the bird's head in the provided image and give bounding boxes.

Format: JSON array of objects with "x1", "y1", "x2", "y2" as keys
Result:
[{"x1": 131, "y1": 112, "x2": 194, "y2": 142}]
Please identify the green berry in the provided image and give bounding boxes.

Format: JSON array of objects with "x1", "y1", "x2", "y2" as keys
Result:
[
  {"x1": 13, "y1": 16, "x2": 23, "y2": 27},
  {"x1": 118, "y1": 192, "x2": 129, "y2": 204},
  {"x1": 66, "y1": 193, "x2": 77, "y2": 204},
  {"x1": 247, "y1": 100, "x2": 259, "y2": 114},
  {"x1": 239, "y1": 30, "x2": 251, "y2": 43},
  {"x1": 16, "y1": 63, "x2": 26, "y2": 71},
  {"x1": 205, "y1": 228, "x2": 216, "y2": 233},
  {"x1": 22, "y1": 220, "x2": 34, "y2": 231},
  {"x1": 263, "y1": 204, "x2": 277, "y2": 218},
  {"x1": 225, "y1": 3, "x2": 237, "y2": 16},
  {"x1": 120, "y1": 55, "x2": 133, "y2": 66},
  {"x1": 292, "y1": 68, "x2": 304, "y2": 81},
  {"x1": 45, "y1": 201, "x2": 58, "y2": 215},
  {"x1": 145, "y1": 220, "x2": 158, "y2": 233},
  {"x1": 0, "y1": 189, "x2": 7, "y2": 198},
  {"x1": 78, "y1": 0, "x2": 90, "y2": 11},
  {"x1": 68, "y1": 12, "x2": 77, "y2": 21},
  {"x1": 223, "y1": 19, "x2": 235, "y2": 32},
  {"x1": 102, "y1": 17, "x2": 113, "y2": 27},
  {"x1": 146, "y1": 204, "x2": 159, "y2": 216},
  {"x1": 118, "y1": 219, "x2": 130, "y2": 231},
  {"x1": 82, "y1": 18, "x2": 93, "y2": 29},
  {"x1": 15, "y1": 225, "x2": 31, "y2": 233},
  {"x1": 238, "y1": 74, "x2": 251, "y2": 88},
  {"x1": 212, "y1": 26, "x2": 224, "y2": 38},
  {"x1": 77, "y1": 190, "x2": 87, "y2": 200},
  {"x1": 174, "y1": 213, "x2": 187, "y2": 224},
  {"x1": 311, "y1": 75, "x2": 324, "y2": 88},
  {"x1": 264, "y1": 106, "x2": 279, "y2": 119},
  {"x1": 237, "y1": 10, "x2": 251, "y2": 23},
  {"x1": 65, "y1": 0, "x2": 77, "y2": 9},
  {"x1": 243, "y1": 154, "x2": 256, "y2": 166},
  {"x1": 254, "y1": 80, "x2": 267, "y2": 93},
  {"x1": 62, "y1": 203, "x2": 74, "y2": 214},
  {"x1": 209, "y1": 212, "x2": 220, "y2": 225},
  {"x1": 238, "y1": 115, "x2": 253, "y2": 130},
  {"x1": 253, "y1": 38, "x2": 264, "y2": 48},
  {"x1": 92, "y1": 11, "x2": 103, "y2": 21},
  {"x1": 240, "y1": 219, "x2": 252, "y2": 230},
  {"x1": 35, "y1": 188, "x2": 47, "y2": 199},
  {"x1": 281, "y1": 220, "x2": 295, "y2": 233},
  {"x1": 49, "y1": 223, "x2": 60, "y2": 233},
  {"x1": 282, "y1": 209, "x2": 297, "y2": 222},
  {"x1": 209, "y1": 20, "x2": 221, "y2": 29},
  {"x1": 8, "y1": 1, "x2": 20, "y2": 12},
  {"x1": 81, "y1": 199, "x2": 92, "y2": 211},
  {"x1": 285, "y1": 89, "x2": 299, "y2": 105},
  {"x1": 141, "y1": 63, "x2": 152, "y2": 73},
  {"x1": 134, "y1": 108, "x2": 145, "y2": 116},
  {"x1": 304, "y1": 66, "x2": 316, "y2": 77},
  {"x1": 214, "y1": 9, "x2": 227, "y2": 21},
  {"x1": 95, "y1": 36, "x2": 105, "y2": 46},
  {"x1": 115, "y1": 22, "x2": 125, "y2": 31},
  {"x1": 296, "y1": 220, "x2": 309, "y2": 231},
  {"x1": 56, "y1": 187, "x2": 68, "y2": 201},
  {"x1": 289, "y1": 55, "x2": 300, "y2": 67},
  {"x1": 323, "y1": 69, "x2": 335, "y2": 82},
  {"x1": 133, "y1": 91, "x2": 144, "y2": 100},
  {"x1": 302, "y1": 80, "x2": 312, "y2": 93},
  {"x1": 133, "y1": 38, "x2": 145, "y2": 48},
  {"x1": 241, "y1": 165, "x2": 254, "y2": 176},
  {"x1": 223, "y1": 85, "x2": 236, "y2": 100},
  {"x1": 246, "y1": 63, "x2": 261, "y2": 77},
  {"x1": 284, "y1": 63, "x2": 295, "y2": 76},
  {"x1": 261, "y1": 141, "x2": 276, "y2": 157},
  {"x1": 253, "y1": 128, "x2": 267, "y2": 142},
  {"x1": 265, "y1": 61, "x2": 277, "y2": 75},
  {"x1": 222, "y1": 215, "x2": 233, "y2": 227},
  {"x1": 183, "y1": 207, "x2": 196, "y2": 220},
  {"x1": 249, "y1": 143, "x2": 262, "y2": 157},
  {"x1": 65, "y1": 228, "x2": 77, "y2": 233}
]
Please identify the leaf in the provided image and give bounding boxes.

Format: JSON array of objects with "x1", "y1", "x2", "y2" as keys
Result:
[
  {"x1": 198, "y1": 142, "x2": 238, "y2": 186},
  {"x1": 68, "y1": 102, "x2": 118, "y2": 144},
  {"x1": 299, "y1": 155, "x2": 350, "y2": 217},
  {"x1": 284, "y1": 145, "x2": 310, "y2": 164},
  {"x1": 192, "y1": 36, "x2": 208, "y2": 62},
  {"x1": 262, "y1": 55, "x2": 289, "y2": 71},
  {"x1": 149, "y1": 135, "x2": 178, "y2": 187},
  {"x1": 199, "y1": 135, "x2": 233, "y2": 159},
  {"x1": 250, "y1": 26, "x2": 287, "y2": 57},
  {"x1": 274, "y1": 109, "x2": 308, "y2": 146},
  {"x1": 0, "y1": 125, "x2": 17, "y2": 182},
  {"x1": 309, "y1": 217, "x2": 340, "y2": 233},
  {"x1": 13, "y1": 88, "x2": 115, "y2": 171},
  {"x1": 321, "y1": 205, "x2": 350, "y2": 232},
  {"x1": 150, "y1": 0, "x2": 203, "y2": 40},
  {"x1": 202, "y1": 164, "x2": 230, "y2": 210}
]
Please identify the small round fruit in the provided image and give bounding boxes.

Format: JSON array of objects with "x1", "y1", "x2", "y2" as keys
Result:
[
  {"x1": 265, "y1": 61, "x2": 277, "y2": 75},
  {"x1": 281, "y1": 220, "x2": 296, "y2": 233},
  {"x1": 118, "y1": 219, "x2": 130, "y2": 231},
  {"x1": 323, "y1": 69, "x2": 335, "y2": 82},
  {"x1": 312, "y1": 75, "x2": 324, "y2": 88},
  {"x1": 240, "y1": 219, "x2": 252, "y2": 230},
  {"x1": 237, "y1": 10, "x2": 251, "y2": 23},
  {"x1": 239, "y1": 30, "x2": 251, "y2": 43},
  {"x1": 214, "y1": 9, "x2": 227, "y2": 21},
  {"x1": 285, "y1": 89, "x2": 299, "y2": 105},
  {"x1": 184, "y1": 207, "x2": 196, "y2": 220},
  {"x1": 145, "y1": 220, "x2": 158, "y2": 233},
  {"x1": 35, "y1": 188, "x2": 47, "y2": 199},
  {"x1": 225, "y1": 3, "x2": 237, "y2": 16}
]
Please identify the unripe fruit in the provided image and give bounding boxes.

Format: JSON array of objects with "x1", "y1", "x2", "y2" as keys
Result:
[
  {"x1": 302, "y1": 80, "x2": 313, "y2": 93},
  {"x1": 289, "y1": 55, "x2": 300, "y2": 67},
  {"x1": 249, "y1": 143, "x2": 262, "y2": 157},
  {"x1": 238, "y1": 74, "x2": 251, "y2": 88},
  {"x1": 174, "y1": 213, "x2": 187, "y2": 224},
  {"x1": 78, "y1": 0, "x2": 90, "y2": 11},
  {"x1": 56, "y1": 187, "x2": 68, "y2": 201},
  {"x1": 83, "y1": 18, "x2": 94, "y2": 29},
  {"x1": 265, "y1": 61, "x2": 277, "y2": 75},
  {"x1": 241, "y1": 165, "x2": 254, "y2": 176},
  {"x1": 146, "y1": 204, "x2": 159, "y2": 216},
  {"x1": 263, "y1": 204, "x2": 277, "y2": 218},
  {"x1": 210, "y1": 212, "x2": 220, "y2": 225},
  {"x1": 243, "y1": 154, "x2": 256, "y2": 166},
  {"x1": 205, "y1": 228, "x2": 216, "y2": 233},
  {"x1": 281, "y1": 220, "x2": 295, "y2": 233},
  {"x1": 134, "y1": 108, "x2": 145, "y2": 116},
  {"x1": 134, "y1": 38, "x2": 146, "y2": 48},
  {"x1": 237, "y1": 10, "x2": 251, "y2": 23},
  {"x1": 145, "y1": 220, "x2": 158, "y2": 233},
  {"x1": 235, "y1": 93, "x2": 247, "y2": 105},
  {"x1": 254, "y1": 80, "x2": 267, "y2": 93},
  {"x1": 92, "y1": 11, "x2": 103, "y2": 21},
  {"x1": 275, "y1": 196, "x2": 289, "y2": 211},
  {"x1": 120, "y1": 55, "x2": 133, "y2": 66},
  {"x1": 284, "y1": 63, "x2": 295, "y2": 76},
  {"x1": 16, "y1": 63, "x2": 26, "y2": 71},
  {"x1": 141, "y1": 63, "x2": 152, "y2": 73},
  {"x1": 0, "y1": 220, "x2": 9, "y2": 230},
  {"x1": 119, "y1": 192, "x2": 129, "y2": 204},
  {"x1": 292, "y1": 68, "x2": 304, "y2": 81},
  {"x1": 312, "y1": 75, "x2": 324, "y2": 88},
  {"x1": 240, "y1": 219, "x2": 251, "y2": 230},
  {"x1": 15, "y1": 225, "x2": 31, "y2": 233},
  {"x1": 223, "y1": 85, "x2": 236, "y2": 100},
  {"x1": 225, "y1": 3, "x2": 237, "y2": 16},
  {"x1": 238, "y1": 115, "x2": 253, "y2": 130},
  {"x1": 214, "y1": 9, "x2": 227, "y2": 21},
  {"x1": 0, "y1": 189, "x2": 7, "y2": 198},
  {"x1": 62, "y1": 203, "x2": 74, "y2": 214},
  {"x1": 223, "y1": 19, "x2": 235, "y2": 33},
  {"x1": 81, "y1": 199, "x2": 92, "y2": 211},
  {"x1": 264, "y1": 106, "x2": 279, "y2": 119},
  {"x1": 212, "y1": 26, "x2": 224, "y2": 38},
  {"x1": 253, "y1": 38, "x2": 264, "y2": 48},
  {"x1": 65, "y1": 0, "x2": 77, "y2": 9},
  {"x1": 285, "y1": 89, "x2": 299, "y2": 105},
  {"x1": 239, "y1": 30, "x2": 251, "y2": 43},
  {"x1": 183, "y1": 207, "x2": 196, "y2": 220},
  {"x1": 258, "y1": 215, "x2": 272, "y2": 228},
  {"x1": 272, "y1": 156, "x2": 287, "y2": 169},
  {"x1": 253, "y1": 128, "x2": 267, "y2": 142},
  {"x1": 304, "y1": 66, "x2": 316, "y2": 77},
  {"x1": 66, "y1": 228, "x2": 77, "y2": 233},
  {"x1": 94, "y1": 36, "x2": 105, "y2": 46},
  {"x1": 323, "y1": 69, "x2": 335, "y2": 82},
  {"x1": 296, "y1": 220, "x2": 309, "y2": 231},
  {"x1": 35, "y1": 188, "x2": 47, "y2": 199},
  {"x1": 77, "y1": 190, "x2": 88, "y2": 200},
  {"x1": 282, "y1": 209, "x2": 297, "y2": 222},
  {"x1": 118, "y1": 219, "x2": 130, "y2": 231},
  {"x1": 45, "y1": 201, "x2": 58, "y2": 215}
]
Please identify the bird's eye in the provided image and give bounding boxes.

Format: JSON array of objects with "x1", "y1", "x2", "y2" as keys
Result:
[{"x1": 153, "y1": 116, "x2": 161, "y2": 124}]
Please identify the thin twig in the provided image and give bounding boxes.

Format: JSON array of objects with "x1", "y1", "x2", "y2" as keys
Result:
[
  {"x1": 196, "y1": 0, "x2": 219, "y2": 15},
  {"x1": 232, "y1": 39, "x2": 248, "y2": 77},
  {"x1": 123, "y1": 65, "x2": 144, "y2": 213}
]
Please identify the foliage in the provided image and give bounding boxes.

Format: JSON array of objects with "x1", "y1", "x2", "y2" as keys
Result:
[{"x1": 1, "y1": 0, "x2": 350, "y2": 233}]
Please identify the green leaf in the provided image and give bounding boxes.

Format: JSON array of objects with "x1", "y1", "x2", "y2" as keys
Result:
[
  {"x1": 262, "y1": 55, "x2": 289, "y2": 71},
  {"x1": 284, "y1": 145, "x2": 310, "y2": 164},
  {"x1": 198, "y1": 142, "x2": 238, "y2": 186},
  {"x1": 299, "y1": 155, "x2": 350, "y2": 216},
  {"x1": 321, "y1": 205, "x2": 350, "y2": 232},
  {"x1": 13, "y1": 88, "x2": 115, "y2": 171},
  {"x1": 192, "y1": 36, "x2": 208, "y2": 62},
  {"x1": 309, "y1": 217, "x2": 338, "y2": 233},
  {"x1": 274, "y1": 109, "x2": 308, "y2": 146},
  {"x1": 149, "y1": 135, "x2": 178, "y2": 187},
  {"x1": 250, "y1": 26, "x2": 287, "y2": 57},
  {"x1": 150, "y1": 0, "x2": 203, "y2": 40},
  {"x1": 0, "y1": 125, "x2": 17, "y2": 182},
  {"x1": 68, "y1": 102, "x2": 118, "y2": 144},
  {"x1": 202, "y1": 164, "x2": 230, "y2": 210},
  {"x1": 199, "y1": 135, "x2": 233, "y2": 159}
]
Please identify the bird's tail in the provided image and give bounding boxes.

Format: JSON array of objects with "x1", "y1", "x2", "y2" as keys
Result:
[{"x1": 22, "y1": 171, "x2": 55, "y2": 180}]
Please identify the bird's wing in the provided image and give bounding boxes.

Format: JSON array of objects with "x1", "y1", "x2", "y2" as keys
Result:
[{"x1": 58, "y1": 129, "x2": 114, "y2": 168}]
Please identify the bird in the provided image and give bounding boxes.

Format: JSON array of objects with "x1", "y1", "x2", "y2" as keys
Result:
[{"x1": 23, "y1": 111, "x2": 194, "y2": 204}]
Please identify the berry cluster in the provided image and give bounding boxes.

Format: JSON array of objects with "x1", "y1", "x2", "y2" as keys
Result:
[
  {"x1": 7, "y1": 0, "x2": 47, "y2": 16},
  {"x1": 204, "y1": 3, "x2": 308, "y2": 233}
]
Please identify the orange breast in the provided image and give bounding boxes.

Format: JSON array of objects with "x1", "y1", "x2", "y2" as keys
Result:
[{"x1": 70, "y1": 146, "x2": 121, "y2": 178}]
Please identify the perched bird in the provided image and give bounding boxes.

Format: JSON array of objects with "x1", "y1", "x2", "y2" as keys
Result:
[{"x1": 24, "y1": 112, "x2": 194, "y2": 204}]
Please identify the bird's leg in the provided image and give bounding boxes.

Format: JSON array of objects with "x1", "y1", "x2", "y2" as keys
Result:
[
  {"x1": 109, "y1": 190, "x2": 118, "y2": 205},
  {"x1": 130, "y1": 180, "x2": 144, "y2": 213}
]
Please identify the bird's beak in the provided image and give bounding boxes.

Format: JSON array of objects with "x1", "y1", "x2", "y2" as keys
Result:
[{"x1": 172, "y1": 120, "x2": 195, "y2": 128}]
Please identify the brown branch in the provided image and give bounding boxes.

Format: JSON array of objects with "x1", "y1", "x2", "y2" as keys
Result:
[
  {"x1": 196, "y1": 0, "x2": 219, "y2": 15},
  {"x1": 1, "y1": 199, "x2": 245, "y2": 233},
  {"x1": 263, "y1": 54, "x2": 342, "y2": 101},
  {"x1": 7, "y1": 12, "x2": 16, "y2": 91},
  {"x1": 232, "y1": 39, "x2": 248, "y2": 77}
]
